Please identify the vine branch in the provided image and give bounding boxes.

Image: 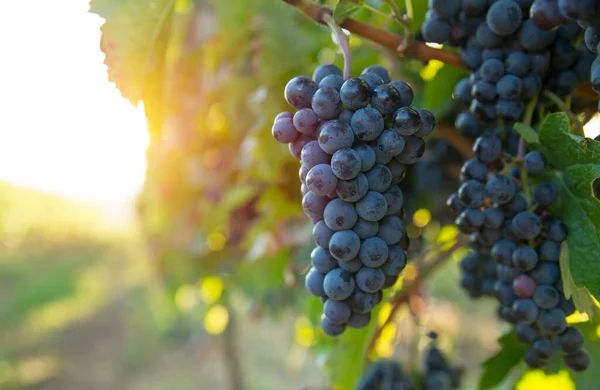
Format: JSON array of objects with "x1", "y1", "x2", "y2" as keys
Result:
[{"x1": 282, "y1": 0, "x2": 597, "y2": 100}]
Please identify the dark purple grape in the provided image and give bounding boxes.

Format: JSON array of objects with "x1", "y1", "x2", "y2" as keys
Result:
[
  {"x1": 359, "y1": 236, "x2": 389, "y2": 267},
  {"x1": 272, "y1": 117, "x2": 300, "y2": 144},
  {"x1": 340, "y1": 78, "x2": 371, "y2": 110},
  {"x1": 487, "y1": 174, "x2": 517, "y2": 204},
  {"x1": 323, "y1": 299, "x2": 351, "y2": 324},
  {"x1": 305, "y1": 267, "x2": 326, "y2": 297},
  {"x1": 370, "y1": 84, "x2": 402, "y2": 117},
  {"x1": 355, "y1": 267, "x2": 386, "y2": 293},
  {"x1": 361, "y1": 65, "x2": 391, "y2": 84},
  {"x1": 319, "y1": 74, "x2": 344, "y2": 90},
  {"x1": 318, "y1": 120, "x2": 355, "y2": 155},
  {"x1": 329, "y1": 230, "x2": 361, "y2": 262},
  {"x1": 311, "y1": 247, "x2": 338, "y2": 273},
  {"x1": 306, "y1": 164, "x2": 338, "y2": 196},
  {"x1": 512, "y1": 298, "x2": 539, "y2": 324},
  {"x1": 347, "y1": 312, "x2": 371, "y2": 328},
  {"x1": 393, "y1": 107, "x2": 421, "y2": 136},
  {"x1": 350, "y1": 107, "x2": 385, "y2": 141},
  {"x1": 356, "y1": 191, "x2": 388, "y2": 222},
  {"x1": 302, "y1": 192, "x2": 329, "y2": 221},
  {"x1": 487, "y1": 0, "x2": 523, "y2": 36},
  {"x1": 324, "y1": 199, "x2": 358, "y2": 231},
  {"x1": 313, "y1": 220, "x2": 334, "y2": 249},
  {"x1": 533, "y1": 285, "x2": 560, "y2": 309},
  {"x1": 381, "y1": 246, "x2": 407, "y2": 277},
  {"x1": 359, "y1": 72, "x2": 385, "y2": 91},
  {"x1": 285, "y1": 76, "x2": 317, "y2": 109},
  {"x1": 378, "y1": 216, "x2": 404, "y2": 245},
  {"x1": 336, "y1": 174, "x2": 369, "y2": 202},
  {"x1": 389, "y1": 80, "x2": 414, "y2": 107},
  {"x1": 313, "y1": 64, "x2": 342, "y2": 85},
  {"x1": 513, "y1": 274, "x2": 537, "y2": 298},
  {"x1": 323, "y1": 268, "x2": 356, "y2": 300},
  {"x1": 564, "y1": 350, "x2": 591, "y2": 372},
  {"x1": 458, "y1": 180, "x2": 486, "y2": 208},
  {"x1": 531, "y1": 262, "x2": 560, "y2": 284},
  {"x1": 377, "y1": 129, "x2": 406, "y2": 157},
  {"x1": 349, "y1": 290, "x2": 380, "y2": 313},
  {"x1": 473, "y1": 134, "x2": 502, "y2": 163},
  {"x1": 535, "y1": 182, "x2": 559, "y2": 206},
  {"x1": 537, "y1": 308, "x2": 568, "y2": 335},
  {"x1": 553, "y1": 327, "x2": 585, "y2": 354},
  {"x1": 512, "y1": 211, "x2": 542, "y2": 240},
  {"x1": 512, "y1": 246, "x2": 538, "y2": 271},
  {"x1": 481, "y1": 58, "x2": 505, "y2": 83},
  {"x1": 320, "y1": 314, "x2": 346, "y2": 336},
  {"x1": 394, "y1": 136, "x2": 425, "y2": 165}
]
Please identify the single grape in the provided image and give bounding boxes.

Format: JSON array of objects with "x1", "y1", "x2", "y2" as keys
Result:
[
  {"x1": 492, "y1": 239, "x2": 518, "y2": 265},
  {"x1": 476, "y1": 22, "x2": 503, "y2": 48},
  {"x1": 472, "y1": 80, "x2": 497, "y2": 102},
  {"x1": 531, "y1": 0, "x2": 568, "y2": 30},
  {"x1": 393, "y1": 107, "x2": 421, "y2": 136},
  {"x1": 331, "y1": 148, "x2": 362, "y2": 180},
  {"x1": 347, "y1": 311, "x2": 371, "y2": 328},
  {"x1": 512, "y1": 211, "x2": 542, "y2": 240},
  {"x1": 350, "y1": 107, "x2": 385, "y2": 141},
  {"x1": 293, "y1": 108, "x2": 319, "y2": 135},
  {"x1": 312, "y1": 64, "x2": 342, "y2": 85},
  {"x1": 362, "y1": 65, "x2": 391, "y2": 83},
  {"x1": 524, "y1": 348, "x2": 548, "y2": 369},
  {"x1": 313, "y1": 220, "x2": 334, "y2": 249},
  {"x1": 496, "y1": 74, "x2": 523, "y2": 100},
  {"x1": 512, "y1": 246, "x2": 538, "y2": 271},
  {"x1": 537, "y1": 308, "x2": 568, "y2": 335},
  {"x1": 496, "y1": 99, "x2": 524, "y2": 122},
  {"x1": 305, "y1": 267, "x2": 326, "y2": 297},
  {"x1": 381, "y1": 246, "x2": 407, "y2": 277},
  {"x1": 455, "y1": 111, "x2": 483, "y2": 138},
  {"x1": 512, "y1": 298, "x2": 539, "y2": 324},
  {"x1": 460, "y1": 46, "x2": 483, "y2": 69},
  {"x1": 285, "y1": 76, "x2": 317, "y2": 109},
  {"x1": 564, "y1": 350, "x2": 591, "y2": 372},
  {"x1": 359, "y1": 72, "x2": 385, "y2": 91},
  {"x1": 349, "y1": 290, "x2": 380, "y2": 313},
  {"x1": 340, "y1": 78, "x2": 371, "y2": 110},
  {"x1": 301, "y1": 140, "x2": 331, "y2": 169},
  {"x1": 518, "y1": 20, "x2": 557, "y2": 51},
  {"x1": 486, "y1": 174, "x2": 517, "y2": 204},
  {"x1": 383, "y1": 185, "x2": 404, "y2": 215},
  {"x1": 323, "y1": 299, "x2": 351, "y2": 324},
  {"x1": 454, "y1": 77, "x2": 472, "y2": 105},
  {"x1": 318, "y1": 120, "x2": 355, "y2": 155},
  {"x1": 373, "y1": 142, "x2": 393, "y2": 164},
  {"x1": 302, "y1": 192, "x2": 329, "y2": 221},
  {"x1": 356, "y1": 267, "x2": 386, "y2": 293},
  {"x1": 320, "y1": 314, "x2": 346, "y2": 336},
  {"x1": 311, "y1": 247, "x2": 338, "y2": 273},
  {"x1": 378, "y1": 216, "x2": 404, "y2": 245},
  {"x1": 513, "y1": 274, "x2": 537, "y2": 298},
  {"x1": 323, "y1": 268, "x2": 356, "y2": 300},
  {"x1": 524, "y1": 151, "x2": 546, "y2": 173},
  {"x1": 422, "y1": 16, "x2": 453, "y2": 44},
  {"x1": 336, "y1": 173, "x2": 369, "y2": 202},
  {"x1": 353, "y1": 217, "x2": 379, "y2": 239},
  {"x1": 548, "y1": 219, "x2": 567, "y2": 242},
  {"x1": 323, "y1": 199, "x2": 358, "y2": 231},
  {"x1": 329, "y1": 230, "x2": 361, "y2": 262},
  {"x1": 516, "y1": 323, "x2": 541, "y2": 344},
  {"x1": 359, "y1": 236, "x2": 389, "y2": 267},
  {"x1": 505, "y1": 51, "x2": 529, "y2": 76},
  {"x1": 353, "y1": 144, "x2": 377, "y2": 173},
  {"x1": 473, "y1": 134, "x2": 502, "y2": 163},
  {"x1": 274, "y1": 111, "x2": 293, "y2": 122},
  {"x1": 539, "y1": 240, "x2": 561, "y2": 262},
  {"x1": 365, "y1": 164, "x2": 393, "y2": 192},
  {"x1": 377, "y1": 129, "x2": 406, "y2": 157},
  {"x1": 502, "y1": 192, "x2": 527, "y2": 216},
  {"x1": 461, "y1": 159, "x2": 489, "y2": 182},
  {"x1": 429, "y1": 0, "x2": 461, "y2": 18},
  {"x1": 272, "y1": 117, "x2": 300, "y2": 144},
  {"x1": 495, "y1": 281, "x2": 518, "y2": 306},
  {"x1": 534, "y1": 182, "x2": 559, "y2": 206},
  {"x1": 458, "y1": 180, "x2": 485, "y2": 208},
  {"x1": 306, "y1": 164, "x2": 338, "y2": 196},
  {"x1": 370, "y1": 84, "x2": 402, "y2": 117},
  {"x1": 389, "y1": 80, "x2": 414, "y2": 107},
  {"x1": 531, "y1": 261, "x2": 560, "y2": 284},
  {"x1": 394, "y1": 135, "x2": 425, "y2": 165},
  {"x1": 414, "y1": 109, "x2": 436, "y2": 137},
  {"x1": 356, "y1": 191, "x2": 388, "y2": 222},
  {"x1": 532, "y1": 339, "x2": 555, "y2": 360},
  {"x1": 289, "y1": 134, "x2": 313, "y2": 160},
  {"x1": 319, "y1": 74, "x2": 344, "y2": 90},
  {"x1": 533, "y1": 285, "x2": 560, "y2": 309}
]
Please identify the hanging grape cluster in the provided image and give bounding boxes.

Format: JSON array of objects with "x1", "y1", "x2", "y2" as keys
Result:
[
  {"x1": 355, "y1": 332, "x2": 461, "y2": 390},
  {"x1": 272, "y1": 64, "x2": 435, "y2": 336}
]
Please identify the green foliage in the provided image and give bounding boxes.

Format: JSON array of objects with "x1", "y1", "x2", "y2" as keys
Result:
[
  {"x1": 333, "y1": 0, "x2": 364, "y2": 22},
  {"x1": 524, "y1": 113, "x2": 600, "y2": 309},
  {"x1": 89, "y1": 0, "x2": 174, "y2": 106},
  {"x1": 479, "y1": 330, "x2": 527, "y2": 390},
  {"x1": 514, "y1": 123, "x2": 540, "y2": 144}
]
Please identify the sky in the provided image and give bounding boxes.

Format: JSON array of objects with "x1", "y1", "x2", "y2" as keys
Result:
[{"x1": 0, "y1": 0, "x2": 149, "y2": 204}]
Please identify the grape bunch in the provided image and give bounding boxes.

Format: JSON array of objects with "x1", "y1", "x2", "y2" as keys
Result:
[
  {"x1": 447, "y1": 134, "x2": 590, "y2": 371},
  {"x1": 423, "y1": 0, "x2": 596, "y2": 140},
  {"x1": 272, "y1": 64, "x2": 435, "y2": 336},
  {"x1": 529, "y1": 0, "x2": 600, "y2": 112},
  {"x1": 355, "y1": 332, "x2": 461, "y2": 390}
]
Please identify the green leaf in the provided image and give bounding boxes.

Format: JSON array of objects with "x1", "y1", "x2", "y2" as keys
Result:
[
  {"x1": 539, "y1": 113, "x2": 600, "y2": 169},
  {"x1": 333, "y1": 0, "x2": 364, "y2": 22},
  {"x1": 560, "y1": 246, "x2": 600, "y2": 322},
  {"x1": 514, "y1": 123, "x2": 540, "y2": 144},
  {"x1": 479, "y1": 330, "x2": 528, "y2": 390},
  {"x1": 532, "y1": 116, "x2": 600, "y2": 304},
  {"x1": 89, "y1": 0, "x2": 175, "y2": 105}
]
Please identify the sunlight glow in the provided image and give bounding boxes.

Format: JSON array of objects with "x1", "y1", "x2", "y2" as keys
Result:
[
  {"x1": 0, "y1": 1, "x2": 149, "y2": 204},
  {"x1": 584, "y1": 114, "x2": 600, "y2": 139}
]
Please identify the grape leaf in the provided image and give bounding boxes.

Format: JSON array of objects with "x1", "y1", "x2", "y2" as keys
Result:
[
  {"x1": 560, "y1": 246, "x2": 600, "y2": 322},
  {"x1": 333, "y1": 0, "x2": 364, "y2": 22},
  {"x1": 514, "y1": 123, "x2": 540, "y2": 144},
  {"x1": 479, "y1": 330, "x2": 528, "y2": 389},
  {"x1": 89, "y1": 0, "x2": 175, "y2": 105},
  {"x1": 532, "y1": 113, "x2": 600, "y2": 305}
]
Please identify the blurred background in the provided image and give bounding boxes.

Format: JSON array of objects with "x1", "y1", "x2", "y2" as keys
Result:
[{"x1": 0, "y1": 1, "x2": 598, "y2": 390}]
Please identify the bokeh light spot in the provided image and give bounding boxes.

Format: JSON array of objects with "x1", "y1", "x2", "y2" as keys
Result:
[{"x1": 204, "y1": 304, "x2": 229, "y2": 335}]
